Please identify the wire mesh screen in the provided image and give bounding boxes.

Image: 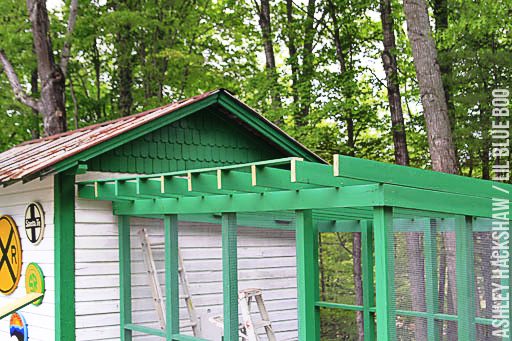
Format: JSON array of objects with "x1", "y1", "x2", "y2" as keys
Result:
[
  {"x1": 320, "y1": 308, "x2": 360, "y2": 340},
  {"x1": 319, "y1": 227, "x2": 367, "y2": 340}
]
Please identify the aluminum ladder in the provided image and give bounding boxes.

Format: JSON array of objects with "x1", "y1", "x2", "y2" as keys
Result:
[{"x1": 138, "y1": 228, "x2": 200, "y2": 336}]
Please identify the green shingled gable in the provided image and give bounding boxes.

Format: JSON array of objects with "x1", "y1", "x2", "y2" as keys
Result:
[{"x1": 87, "y1": 106, "x2": 287, "y2": 173}]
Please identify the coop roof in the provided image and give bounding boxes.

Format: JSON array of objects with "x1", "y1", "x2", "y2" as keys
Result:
[{"x1": 0, "y1": 89, "x2": 324, "y2": 186}]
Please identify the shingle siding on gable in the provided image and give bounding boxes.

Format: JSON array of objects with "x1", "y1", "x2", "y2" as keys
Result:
[{"x1": 87, "y1": 107, "x2": 286, "y2": 173}]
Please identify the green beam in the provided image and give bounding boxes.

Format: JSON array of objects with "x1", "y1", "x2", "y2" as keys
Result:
[
  {"x1": 373, "y1": 206, "x2": 396, "y2": 340},
  {"x1": 383, "y1": 184, "x2": 493, "y2": 218},
  {"x1": 456, "y1": 216, "x2": 476, "y2": 340},
  {"x1": 222, "y1": 213, "x2": 238, "y2": 341},
  {"x1": 112, "y1": 185, "x2": 382, "y2": 215},
  {"x1": 119, "y1": 216, "x2": 132, "y2": 341},
  {"x1": 296, "y1": 209, "x2": 320, "y2": 340},
  {"x1": 423, "y1": 219, "x2": 439, "y2": 341},
  {"x1": 54, "y1": 172, "x2": 76, "y2": 341},
  {"x1": 164, "y1": 215, "x2": 180, "y2": 339},
  {"x1": 124, "y1": 324, "x2": 166, "y2": 337},
  {"x1": 361, "y1": 220, "x2": 376, "y2": 340},
  {"x1": 334, "y1": 154, "x2": 512, "y2": 199}
]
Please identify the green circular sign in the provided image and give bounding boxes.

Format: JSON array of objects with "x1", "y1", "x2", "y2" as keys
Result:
[{"x1": 25, "y1": 263, "x2": 45, "y2": 306}]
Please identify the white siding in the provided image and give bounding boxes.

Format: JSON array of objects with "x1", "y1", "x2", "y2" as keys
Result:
[
  {"x1": 0, "y1": 178, "x2": 55, "y2": 341},
  {"x1": 75, "y1": 198, "x2": 299, "y2": 341}
]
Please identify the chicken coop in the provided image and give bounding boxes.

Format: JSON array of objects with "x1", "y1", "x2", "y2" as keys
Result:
[{"x1": 0, "y1": 89, "x2": 509, "y2": 341}]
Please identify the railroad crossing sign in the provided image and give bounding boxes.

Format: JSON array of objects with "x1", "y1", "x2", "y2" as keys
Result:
[
  {"x1": 24, "y1": 202, "x2": 45, "y2": 245},
  {"x1": 25, "y1": 263, "x2": 45, "y2": 306},
  {"x1": 0, "y1": 215, "x2": 22, "y2": 295}
]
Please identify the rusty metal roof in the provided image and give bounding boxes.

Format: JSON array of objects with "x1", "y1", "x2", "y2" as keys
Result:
[{"x1": 0, "y1": 89, "x2": 323, "y2": 186}]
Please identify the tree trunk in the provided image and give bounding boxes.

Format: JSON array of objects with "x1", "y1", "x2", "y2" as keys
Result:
[
  {"x1": 286, "y1": 0, "x2": 300, "y2": 110},
  {"x1": 403, "y1": 0, "x2": 458, "y2": 174},
  {"x1": 296, "y1": 0, "x2": 316, "y2": 125},
  {"x1": 117, "y1": 29, "x2": 134, "y2": 117},
  {"x1": 256, "y1": 0, "x2": 282, "y2": 110},
  {"x1": 1, "y1": 0, "x2": 77, "y2": 136},
  {"x1": 381, "y1": 1, "x2": 427, "y2": 339},
  {"x1": 28, "y1": 0, "x2": 67, "y2": 135},
  {"x1": 403, "y1": 5, "x2": 460, "y2": 334},
  {"x1": 30, "y1": 68, "x2": 40, "y2": 139}
]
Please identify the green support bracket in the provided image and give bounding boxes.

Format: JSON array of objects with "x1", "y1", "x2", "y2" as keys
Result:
[
  {"x1": 373, "y1": 206, "x2": 396, "y2": 340},
  {"x1": 424, "y1": 219, "x2": 439, "y2": 341},
  {"x1": 361, "y1": 220, "x2": 376, "y2": 340},
  {"x1": 118, "y1": 215, "x2": 132, "y2": 341},
  {"x1": 296, "y1": 209, "x2": 320, "y2": 340},
  {"x1": 456, "y1": 215, "x2": 476, "y2": 340},
  {"x1": 222, "y1": 213, "x2": 238, "y2": 341},
  {"x1": 165, "y1": 215, "x2": 180, "y2": 339}
]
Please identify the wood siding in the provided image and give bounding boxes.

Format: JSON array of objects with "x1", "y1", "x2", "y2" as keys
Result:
[
  {"x1": 0, "y1": 178, "x2": 55, "y2": 341},
  {"x1": 75, "y1": 197, "x2": 298, "y2": 340}
]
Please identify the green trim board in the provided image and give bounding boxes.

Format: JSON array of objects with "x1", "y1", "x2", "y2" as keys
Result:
[
  {"x1": 119, "y1": 216, "x2": 132, "y2": 341},
  {"x1": 164, "y1": 215, "x2": 180, "y2": 339},
  {"x1": 79, "y1": 157, "x2": 504, "y2": 218},
  {"x1": 222, "y1": 213, "x2": 238, "y2": 341},
  {"x1": 373, "y1": 206, "x2": 396, "y2": 340},
  {"x1": 334, "y1": 154, "x2": 512, "y2": 199},
  {"x1": 54, "y1": 172, "x2": 76, "y2": 341},
  {"x1": 296, "y1": 209, "x2": 320, "y2": 340}
]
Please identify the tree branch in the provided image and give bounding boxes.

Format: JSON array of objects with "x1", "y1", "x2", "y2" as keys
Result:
[
  {"x1": 0, "y1": 50, "x2": 41, "y2": 112},
  {"x1": 59, "y1": 0, "x2": 78, "y2": 76}
]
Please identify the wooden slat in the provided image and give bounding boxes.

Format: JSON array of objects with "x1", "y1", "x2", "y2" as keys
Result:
[{"x1": 0, "y1": 293, "x2": 44, "y2": 320}]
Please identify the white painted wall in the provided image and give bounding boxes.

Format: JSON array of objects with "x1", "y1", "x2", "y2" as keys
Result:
[
  {"x1": 0, "y1": 177, "x2": 55, "y2": 341},
  {"x1": 75, "y1": 191, "x2": 298, "y2": 340}
]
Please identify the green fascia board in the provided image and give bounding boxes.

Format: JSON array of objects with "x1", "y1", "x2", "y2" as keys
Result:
[
  {"x1": 382, "y1": 183, "x2": 496, "y2": 218},
  {"x1": 335, "y1": 154, "x2": 512, "y2": 199},
  {"x1": 48, "y1": 91, "x2": 323, "y2": 178},
  {"x1": 112, "y1": 184, "x2": 383, "y2": 215}
]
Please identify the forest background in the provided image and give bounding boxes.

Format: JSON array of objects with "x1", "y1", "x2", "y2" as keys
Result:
[{"x1": 0, "y1": 0, "x2": 511, "y2": 339}]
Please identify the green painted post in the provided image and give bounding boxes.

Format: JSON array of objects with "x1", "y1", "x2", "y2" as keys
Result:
[
  {"x1": 222, "y1": 213, "x2": 238, "y2": 341},
  {"x1": 456, "y1": 216, "x2": 476, "y2": 340},
  {"x1": 424, "y1": 219, "x2": 439, "y2": 341},
  {"x1": 54, "y1": 173, "x2": 76, "y2": 341},
  {"x1": 296, "y1": 209, "x2": 320, "y2": 340},
  {"x1": 118, "y1": 215, "x2": 132, "y2": 341},
  {"x1": 164, "y1": 215, "x2": 180, "y2": 339},
  {"x1": 361, "y1": 220, "x2": 376, "y2": 340},
  {"x1": 373, "y1": 206, "x2": 396, "y2": 340}
]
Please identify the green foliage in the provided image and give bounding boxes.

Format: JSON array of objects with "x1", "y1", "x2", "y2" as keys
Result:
[{"x1": 0, "y1": 0, "x2": 509, "y2": 174}]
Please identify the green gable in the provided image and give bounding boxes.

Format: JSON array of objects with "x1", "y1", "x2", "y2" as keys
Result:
[{"x1": 87, "y1": 105, "x2": 289, "y2": 174}]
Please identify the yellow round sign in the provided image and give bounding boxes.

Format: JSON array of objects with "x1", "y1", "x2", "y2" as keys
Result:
[
  {"x1": 25, "y1": 262, "x2": 45, "y2": 305},
  {"x1": 0, "y1": 215, "x2": 22, "y2": 295}
]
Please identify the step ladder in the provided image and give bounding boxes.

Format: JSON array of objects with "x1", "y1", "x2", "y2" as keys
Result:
[
  {"x1": 209, "y1": 288, "x2": 276, "y2": 341},
  {"x1": 138, "y1": 228, "x2": 199, "y2": 336},
  {"x1": 239, "y1": 288, "x2": 276, "y2": 341}
]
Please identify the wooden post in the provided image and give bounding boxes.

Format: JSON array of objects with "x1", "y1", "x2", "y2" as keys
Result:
[
  {"x1": 54, "y1": 172, "x2": 76, "y2": 341},
  {"x1": 222, "y1": 213, "x2": 238, "y2": 341},
  {"x1": 456, "y1": 215, "x2": 476, "y2": 340},
  {"x1": 164, "y1": 215, "x2": 180, "y2": 339},
  {"x1": 424, "y1": 219, "x2": 439, "y2": 340},
  {"x1": 118, "y1": 215, "x2": 132, "y2": 341},
  {"x1": 373, "y1": 206, "x2": 396, "y2": 340},
  {"x1": 361, "y1": 220, "x2": 376, "y2": 340},
  {"x1": 296, "y1": 209, "x2": 320, "y2": 340}
]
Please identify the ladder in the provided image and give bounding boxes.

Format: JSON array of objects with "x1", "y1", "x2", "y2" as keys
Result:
[
  {"x1": 239, "y1": 288, "x2": 276, "y2": 341},
  {"x1": 138, "y1": 228, "x2": 200, "y2": 336},
  {"x1": 210, "y1": 288, "x2": 277, "y2": 341}
]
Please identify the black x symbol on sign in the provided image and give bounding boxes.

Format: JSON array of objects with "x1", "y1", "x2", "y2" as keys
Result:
[{"x1": 0, "y1": 227, "x2": 16, "y2": 283}]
